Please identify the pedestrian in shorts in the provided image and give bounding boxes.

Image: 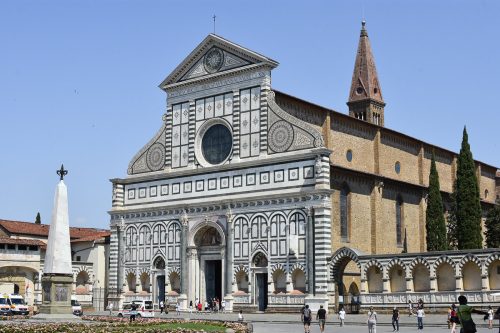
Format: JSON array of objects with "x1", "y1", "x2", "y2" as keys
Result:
[{"x1": 316, "y1": 305, "x2": 327, "y2": 333}]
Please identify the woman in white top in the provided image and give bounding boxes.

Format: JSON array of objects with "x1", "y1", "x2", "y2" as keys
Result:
[
  {"x1": 488, "y1": 305, "x2": 494, "y2": 329},
  {"x1": 238, "y1": 310, "x2": 244, "y2": 322},
  {"x1": 338, "y1": 307, "x2": 346, "y2": 327},
  {"x1": 367, "y1": 306, "x2": 377, "y2": 333}
]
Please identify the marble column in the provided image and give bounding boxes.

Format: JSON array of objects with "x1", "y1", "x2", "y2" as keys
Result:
[
  {"x1": 383, "y1": 278, "x2": 390, "y2": 293},
  {"x1": 306, "y1": 207, "x2": 314, "y2": 294},
  {"x1": 406, "y1": 277, "x2": 414, "y2": 292},
  {"x1": 430, "y1": 276, "x2": 437, "y2": 292},
  {"x1": 481, "y1": 274, "x2": 489, "y2": 291},
  {"x1": 224, "y1": 207, "x2": 235, "y2": 312},
  {"x1": 225, "y1": 210, "x2": 234, "y2": 295},
  {"x1": 180, "y1": 211, "x2": 189, "y2": 294},
  {"x1": 455, "y1": 275, "x2": 463, "y2": 291}
]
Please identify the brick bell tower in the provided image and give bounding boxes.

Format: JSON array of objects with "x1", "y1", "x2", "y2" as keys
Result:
[{"x1": 347, "y1": 21, "x2": 385, "y2": 126}]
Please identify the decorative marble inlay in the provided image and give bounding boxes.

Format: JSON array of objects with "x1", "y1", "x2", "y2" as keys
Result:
[
  {"x1": 268, "y1": 121, "x2": 294, "y2": 153},
  {"x1": 146, "y1": 143, "x2": 165, "y2": 172},
  {"x1": 203, "y1": 48, "x2": 224, "y2": 73}
]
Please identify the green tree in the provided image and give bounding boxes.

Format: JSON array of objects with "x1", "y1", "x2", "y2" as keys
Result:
[
  {"x1": 456, "y1": 127, "x2": 483, "y2": 249},
  {"x1": 35, "y1": 212, "x2": 41, "y2": 224},
  {"x1": 446, "y1": 182, "x2": 458, "y2": 250},
  {"x1": 484, "y1": 203, "x2": 500, "y2": 248},
  {"x1": 425, "y1": 152, "x2": 447, "y2": 251}
]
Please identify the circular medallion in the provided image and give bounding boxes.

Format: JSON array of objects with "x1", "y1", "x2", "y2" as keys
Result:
[
  {"x1": 203, "y1": 48, "x2": 224, "y2": 73},
  {"x1": 268, "y1": 121, "x2": 294, "y2": 153},
  {"x1": 201, "y1": 124, "x2": 232, "y2": 164},
  {"x1": 146, "y1": 143, "x2": 165, "y2": 171}
]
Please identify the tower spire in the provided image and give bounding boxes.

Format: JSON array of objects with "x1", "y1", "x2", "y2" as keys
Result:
[{"x1": 347, "y1": 20, "x2": 385, "y2": 126}]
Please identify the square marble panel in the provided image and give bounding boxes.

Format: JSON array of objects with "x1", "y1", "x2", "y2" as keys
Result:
[
  {"x1": 149, "y1": 186, "x2": 157, "y2": 197},
  {"x1": 208, "y1": 178, "x2": 217, "y2": 190},
  {"x1": 220, "y1": 176, "x2": 229, "y2": 189},
  {"x1": 274, "y1": 170, "x2": 284, "y2": 183},
  {"x1": 260, "y1": 171, "x2": 270, "y2": 184},
  {"x1": 304, "y1": 166, "x2": 314, "y2": 179},
  {"x1": 246, "y1": 173, "x2": 256, "y2": 186},
  {"x1": 289, "y1": 168, "x2": 299, "y2": 181},
  {"x1": 196, "y1": 180, "x2": 204, "y2": 192},
  {"x1": 233, "y1": 175, "x2": 242, "y2": 187},
  {"x1": 161, "y1": 184, "x2": 169, "y2": 196}
]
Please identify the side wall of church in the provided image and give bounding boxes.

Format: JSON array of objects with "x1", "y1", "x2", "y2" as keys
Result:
[{"x1": 323, "y1": 109, "x2": 497, "y2": 254}]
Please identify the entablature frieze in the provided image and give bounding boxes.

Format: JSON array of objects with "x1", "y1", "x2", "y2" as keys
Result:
[{"x1": 109, "y1": 191, "x2": 331, "y2": 223}]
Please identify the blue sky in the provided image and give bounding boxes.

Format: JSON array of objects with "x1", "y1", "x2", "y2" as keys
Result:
[{"x1": 1, "y1": 1, "x2": 498, "y2": 229}]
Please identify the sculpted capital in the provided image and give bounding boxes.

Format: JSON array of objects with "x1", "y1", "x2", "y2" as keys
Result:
[{"x1": 180, "y1": 210, "x2": 189, "y2": 226}]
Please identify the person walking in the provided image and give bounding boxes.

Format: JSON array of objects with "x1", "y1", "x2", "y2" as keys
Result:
[
  {"x1": 238, "y1": 309, "x2": 244, "y2": 322},
  {"x1": 301, "y1": 304, "x2": 312, "y2": 333},
  {"x1": 338, "y1": 306, "x2": 346, "y2": 327},
  {"x1": 175, "y1": 301, "x2": 180, "y2": 315},
  {"x1": 392, "y1": 307, "x2": 400, "y2": 332},
  {"x1": 221, "y1": 299, "x2": 226, "y2": 313},
  {"x1": 107, "y1": 302, "x2": 114, "y2": 315},
  {"x1": 316, "y1": 305, "x2": 327, "y2": 333},
  {"x1": 129, "y1": 303, "x2": 138, "y2": 322},
  {"x1": 367, "y1": 306, "x2": 377, "y2": 333},
  {"x1": 456, "y1": 295, "x2": 487, "y2": 333},
  {"x1": 450, "y1": 304, "x2": 459, "y2": 333},
  {"x1": 416, "y1": 307, "x2": 425, "y2": 330},
  {"x1": 447, "y1": 306, "x2": 452, "y2": 329},
  {"x1": 487, "y1": 305, "x2": 494, "y2": 329},
  {"x1": 189, "y1": 300, "x2": 193, "y2": 314},
  {"x1": 408, "y1": 300, "x2": 413, "y2": 316},
  {"x1": 159, "y1": 300, "x2": 165, "y2": 314}
]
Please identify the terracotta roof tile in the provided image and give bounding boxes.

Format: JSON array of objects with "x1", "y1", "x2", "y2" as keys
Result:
[
  {"x1": 0, "y1": 237, "x2": 45, "y2": 247},
  {"x1": 0, "y1": 219, "x2": 109, "y2": 240},
  {"x1": 70, "y1": 232, "x2": 110, "y2": 243}
]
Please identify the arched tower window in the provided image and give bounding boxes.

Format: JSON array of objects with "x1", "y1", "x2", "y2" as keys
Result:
[
  {"x1": 340, "y1": 183, "x2": 350, "y2": 241},
  {"x1": 396, "y1": 195, "x2": 403, "y2": 245}
]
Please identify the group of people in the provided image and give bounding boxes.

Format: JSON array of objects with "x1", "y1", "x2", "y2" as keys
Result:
[
  {"x1": 158, "y1": 297, "x2": 227, "y2": 315},
  {"x1": 299, "y1": 296, "x2": 500, "y2": 333},
  {"x1": 300, "y1": 304, "x2": 346, "y2": 333}
]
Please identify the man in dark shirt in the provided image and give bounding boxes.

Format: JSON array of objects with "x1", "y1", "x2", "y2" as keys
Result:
[
  {"x1": 316, "y1": 305, "x2": 327, "y2": 333},
  {"x1": 129, "y1": 303, "x2": 137, "y2": 322}
]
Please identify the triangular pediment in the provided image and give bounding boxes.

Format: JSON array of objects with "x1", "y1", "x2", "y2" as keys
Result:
[{"x1": 160, "y1": 34, "x2": 278, "y2": 89}]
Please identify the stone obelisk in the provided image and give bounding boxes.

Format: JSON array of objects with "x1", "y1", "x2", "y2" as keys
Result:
[{"x1": 37, "y1": 165, "x2": 78, "y2": 318}]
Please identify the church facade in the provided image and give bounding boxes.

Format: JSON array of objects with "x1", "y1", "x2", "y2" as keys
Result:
[{"x1": 108, "y1": 23, "x2": 499, "y2": 311}]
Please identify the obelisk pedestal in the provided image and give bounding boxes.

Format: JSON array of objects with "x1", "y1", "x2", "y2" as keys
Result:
[{"x1": 34, "y1": 166, "x2": 80, "y2": 320}]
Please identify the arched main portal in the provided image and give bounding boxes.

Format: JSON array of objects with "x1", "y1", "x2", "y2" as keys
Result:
[
  {"x1": 191, "y1": 223, "x2": 225, "y2": 305},
  {"x1": 153, "y1": 256, "x2": 166, "y2": 303},
  {"x1": 330, "y1": 247, "x2": 362, "y2": 313},
  {"x1": 252, "y1": 252, "x2": 268, "y2": 311}
]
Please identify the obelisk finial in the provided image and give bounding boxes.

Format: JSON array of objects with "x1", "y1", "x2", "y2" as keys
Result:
[{"x1": 57, "y1": 164, "x2": 68, "y2": 180}]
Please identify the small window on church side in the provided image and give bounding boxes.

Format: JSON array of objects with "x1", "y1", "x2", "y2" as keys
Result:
[
  {"x1": 395, "y1": 161, "x2": 401, "y2": 174},
  {"x1": 484, "y1": 189, "x2": 488, "y2": 198},
  {"x1": 346, "y1": 150, "x2": 353, "y2": 162}
]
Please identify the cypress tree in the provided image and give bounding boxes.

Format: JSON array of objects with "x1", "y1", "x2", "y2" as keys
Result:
[
  {"x1": 456, "y1": 127, "x2": 483, "y2": 249},
  {"x1": 425, "y1": 152, "x2": 447, "y2": 251},
  {"x1": 447, "y1": 182, "x2": 458, "y2": 250},
  {"x1": 484, "y1": 203, "x2": 500, "y2": 248},
  {"x1": 35, "y1": 212, "x2": 41, "y2": 224}
]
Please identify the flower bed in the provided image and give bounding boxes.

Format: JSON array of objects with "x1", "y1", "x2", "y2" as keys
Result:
[{"x1": 0, "y1": 316, "x2": 248, "y2": 332}]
